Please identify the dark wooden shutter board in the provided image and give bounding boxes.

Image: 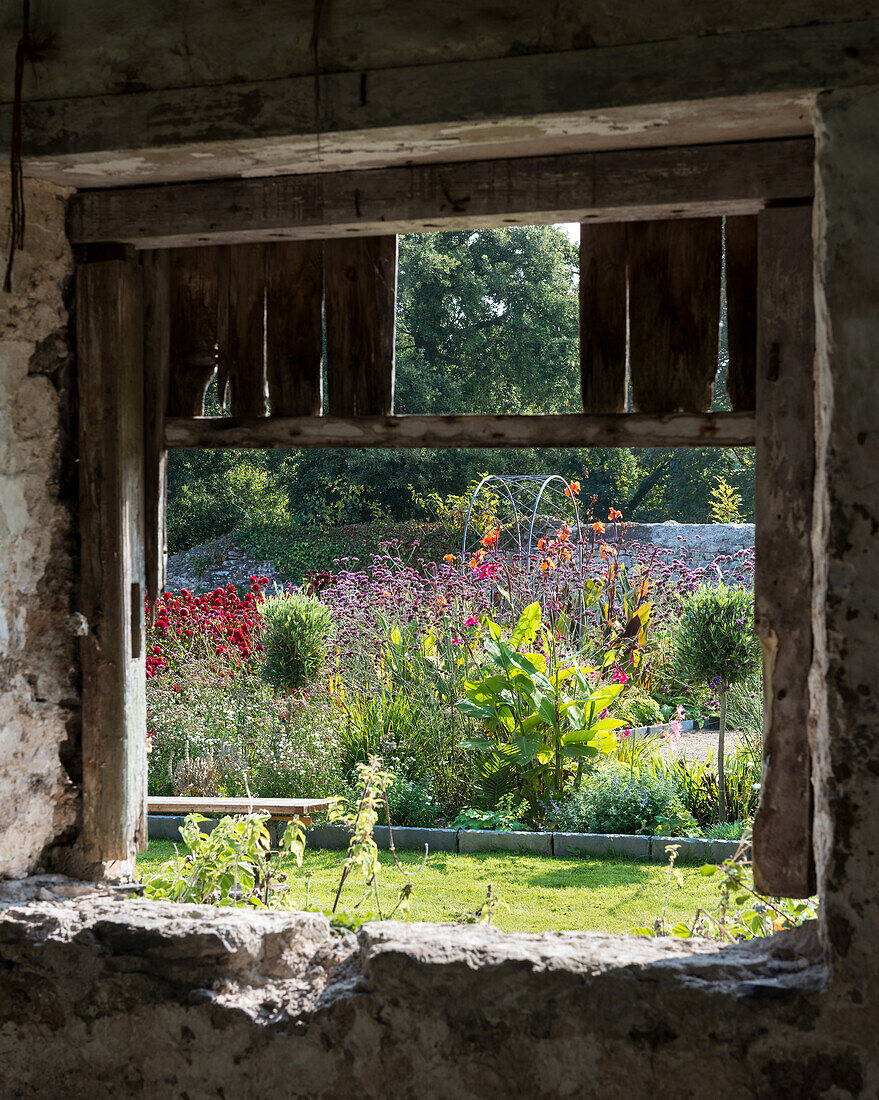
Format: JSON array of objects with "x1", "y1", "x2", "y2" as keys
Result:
[
  {"x1": 579, "y1": 222, "x2": 628, "y2": 414},
  {"x1": 627, "y1": 217, "x2": 722, "y2": 414},
  {"x1": 77, "y1": 256, "x2": 147, "y2": 863},
  {"x1": 325, "y1": 235, "x2": 397, "y2": 416},
  {"x1": 226, "y1": 242, "x2": 268, "y2": 417},
  {"x1": 751, "y1": 203, "x2": 816, "y2": 899},
  {"x1": 266, "y1": 240, "x2": 324, "y2": 416},
  {"x1": 725, "y1": 215, "x2": 759, "y2": 412},
  {"x1": 168, "y1": 246, "x2": 222, "y2": 416}
]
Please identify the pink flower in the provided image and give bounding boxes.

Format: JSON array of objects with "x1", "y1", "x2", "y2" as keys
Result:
[
  {"x1": 611, "y1": 666, "x2": 628, "y2": 684},
  {"x1": 464, "y1": 616, "x2": 479, "y2": 628}
]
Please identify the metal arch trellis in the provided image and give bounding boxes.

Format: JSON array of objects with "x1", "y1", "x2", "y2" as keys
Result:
[{"x1": 461, "y1": 474, "x2": 583, "y2": 565}]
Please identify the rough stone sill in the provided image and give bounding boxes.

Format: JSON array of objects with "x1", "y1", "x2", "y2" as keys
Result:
[{"x1": 0, "y1": 874, "x2": 827, "y2": 1033}]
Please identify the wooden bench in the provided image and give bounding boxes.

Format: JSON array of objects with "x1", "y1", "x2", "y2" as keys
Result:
[{"x1": 147, "y1": 796, "x2": 335, "y2": 829}]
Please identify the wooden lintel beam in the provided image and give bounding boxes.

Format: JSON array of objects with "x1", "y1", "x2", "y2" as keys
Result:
[
  {"x1": 164, "y1": 412, "x2": 754, "y2": 450},
  {"x1": 67, "y1": 138, "x2": 814, "y2": 250}
]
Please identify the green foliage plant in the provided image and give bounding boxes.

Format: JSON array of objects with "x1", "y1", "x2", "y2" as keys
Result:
[
  {"x1": 450, "y1": 794, "x2": 532, "y2": 832},
  {"x1": 458, "y1": 601, "x2": 625, "y2": 803},
  {"x1": 614, "y1": 686, "x2": 664, "y2": 729},
  {"x1": 139, "y1": 812, "x2": 306, "y2": 908},
  {"x1": 329, "y1": 756, "x2": 426, "y2": 920},
  {"x1": 260, "y1": 591, "x2": 333, "y2": 727},
  {"x1": 673, "y1": 582, "x2": 760, "y2": 821},
  {"x1": 551, "y1": 762, "x2": 698, "y2": 837},
  {"x1": 709, "y1": 475, "x2": 744, "y2": 523},
  {"x1": 633, "y1": 843, "x2": 818, "y2": 941}
]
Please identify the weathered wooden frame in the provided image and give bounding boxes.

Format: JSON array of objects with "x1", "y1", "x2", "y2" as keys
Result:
[{"x1": 74, "y1": 136, "x2": 816, "y2": 893}]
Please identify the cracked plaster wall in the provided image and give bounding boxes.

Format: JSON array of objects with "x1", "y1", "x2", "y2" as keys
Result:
[{"x1": 0, "y1": 176, "x2": 80, "y2": 878}]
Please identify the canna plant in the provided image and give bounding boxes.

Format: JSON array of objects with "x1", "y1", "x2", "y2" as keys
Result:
[{"x1": 457, "y1": 601, "x2": 627, "y2": 801}]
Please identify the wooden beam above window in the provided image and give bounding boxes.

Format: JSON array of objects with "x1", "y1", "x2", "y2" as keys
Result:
[
  {"x1": 67, "y1": 138, "x2": 813, "y2": 250},
  {"x1": 163, "y1": 411, "x2": 755, "y2": 450}
]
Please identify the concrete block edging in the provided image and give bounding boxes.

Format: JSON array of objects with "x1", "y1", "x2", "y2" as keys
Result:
[{"x1": 147, "y1": 816, "x2": 749, "y2": 864}]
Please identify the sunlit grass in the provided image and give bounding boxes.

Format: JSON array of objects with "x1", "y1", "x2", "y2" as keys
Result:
[{"x1": 138, "y1": 839, "x2": 720, "y2": 935}]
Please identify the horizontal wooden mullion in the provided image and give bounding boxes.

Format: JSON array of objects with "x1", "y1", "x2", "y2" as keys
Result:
[
  {"x1": 67, "y1": 138, "x2": 814, "y2": 250},
  {"x1": 164, "y1": 412, "x2": 755, "y2": 450}
]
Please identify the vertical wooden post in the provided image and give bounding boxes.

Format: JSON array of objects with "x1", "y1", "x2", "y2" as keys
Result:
[
  {"x1": 325, "y1": 235, "x2": 397, "y2": 415},
  {"x1": 752, "y1": 203, "x2": 816, "y2": 898},
  {"x1": 266, "y1": 240, "x2": 324, "y2": 416},
  {"x1": 579, "y1": 223, "x2": 628, "y2": 413},
  {"x1": 628, "y1": 218, "x2": 722, "y2": 413},
  {"x1": 142, "y1": 250, "x2": 169, "y2": 617},
  {"x1": 77, "y1": 256, "x2": 147, "y2": 863},
  {"x1": 725, "y1": 215, "x2": 758, "y2": 411}
]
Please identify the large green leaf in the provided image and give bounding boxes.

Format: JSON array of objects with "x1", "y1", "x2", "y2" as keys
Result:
[
  {"x1": 510, "y1": 602, "x2": 542, "y2": 648},
  {"x1": 456, "y1": 699, "x2": 496, "y2": 721},
  {"x1": 460, "y1": 738, "x2": 495, "y2": 751}
]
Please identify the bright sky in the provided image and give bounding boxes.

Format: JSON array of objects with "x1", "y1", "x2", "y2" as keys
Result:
[{"x1": 560, "y1": 222, "x2": 579, "y2": 244}]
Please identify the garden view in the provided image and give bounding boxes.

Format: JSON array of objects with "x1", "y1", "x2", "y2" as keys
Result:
[{"x1": 139, "y1": 226, "x2": 816, "y2": 940}]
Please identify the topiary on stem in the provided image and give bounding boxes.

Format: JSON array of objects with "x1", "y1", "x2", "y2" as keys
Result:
[
  {"x1": 673, "y1": 582, "x2": 761, "y2": 822},
  {"x1": 260, "y1": 591, "x2": 333, "y2": 728}
]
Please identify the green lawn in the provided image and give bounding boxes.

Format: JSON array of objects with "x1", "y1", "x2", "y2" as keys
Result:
[{"x1": 137, "y1": 839, "x2": 721, "y2": 935}]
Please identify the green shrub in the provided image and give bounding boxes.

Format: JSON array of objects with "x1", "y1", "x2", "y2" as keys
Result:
[
  {"x1": 674, "y1": 582, "x2": 761, "y2": 821},
  {"x1": 674, "y1": 582, "x2": 761, "y2": 689},
  {"x1": 386, "y1": 776, "x2": 442, "y2": 828},
  {"x1": 615, "y1": 687, "x2": 664, "y2": 729},
  {"x1": 260, "y1": 592, "x2": 333, "y2": 695},
  {"x1": 552, "y1": 763, "x2": 698, "y2": 836}
]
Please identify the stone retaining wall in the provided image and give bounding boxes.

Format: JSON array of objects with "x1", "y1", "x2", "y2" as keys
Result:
[{"x1": 166, "y1": 522, "x2": 755, "y2": 594}]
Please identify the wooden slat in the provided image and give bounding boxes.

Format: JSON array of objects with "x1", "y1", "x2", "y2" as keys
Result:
[
  {"x1": 66, "y1": 139, "x2": 816, "y2": 250},
  {"x1": 628, "y1": 217, "x2": 722, "y2": 413},
  {"x1": 325, "y1": 235, "x2": 397, "y2": 416},
  {"x1": 168, "y1": 246, "x2": 221, "y2": 416},
  {"x1": 266, "y1": 240, "x2": 324, "y2": 416},
  {"x1": 142, "y1": 250, "x2": 170, "y2": 617},
  {"x1": 752, "y1": 204, "x2": 816, "y2": 898},
  {"x1": 225, "y1": 243, "x2": 267, "y2": 417},
  {"x1": 77, "y1": 257, "x2": 147, "y2": 864},
  {"x1": 579, "y1": 223, "x2": 628, "y2": 414},
  {"x1": 164, "y1": 411, "x2": 754, "y2": 450},
  {"x1": 725, "y1": 215, "x2": 759, "y2": 411}
]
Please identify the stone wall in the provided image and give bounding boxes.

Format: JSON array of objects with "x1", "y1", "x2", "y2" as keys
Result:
[
  {"x1": 622, "y1": 521, "x2": 754, "y2": 573},
  {"x1": 165, "y1": 523, "x2": 756, "y2": 594},
  {"x1": 0, "y1": 177, "x2": 80, "y2": 879}
]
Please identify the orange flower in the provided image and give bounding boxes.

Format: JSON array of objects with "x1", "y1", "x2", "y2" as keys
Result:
[
  {"x1": 444, "y1": 553, "x2": 456, "y2": 563},
  {"x1": 537, "y1": 537, "x2": 547, "y2": 551},
  {"x1": 482, "y1": 528, "x2": 500, "y2": 548},
  {"x1": 560, "y1": 547, "x2": 572, "y2": 562},
  {"x1": 599, "y1": 543, "x2": 617, "y2": 559},
  {"x1": 564, "y1": 480, "x2": 581, "y2": 498},
  {"x1": 556, "y1": 523, "x2": 572, "y2": 543},
  {"x1": 538, "y1": 559, "x2": 555, "y2": 573},
  {"x1": 592, "y1": 521, "x2": 606, "y2": 534},
  {"x1": 608, "y1": 507, "x2": 622, "y2": 522},
  {"x1": 434, "y1": 595, "x2": 448, "y2": 608},
  {"x1": 469, "y1": 548, "x2": 486, "y2": 569}
]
